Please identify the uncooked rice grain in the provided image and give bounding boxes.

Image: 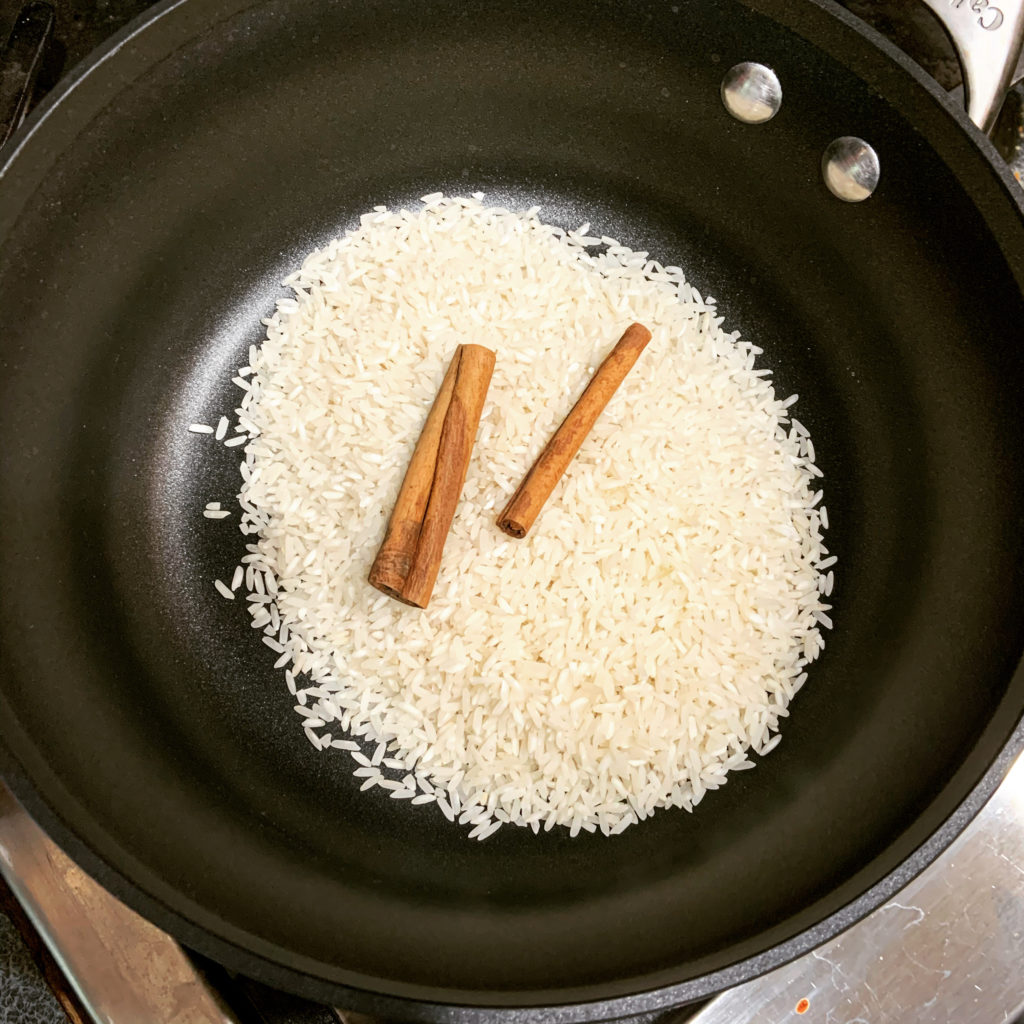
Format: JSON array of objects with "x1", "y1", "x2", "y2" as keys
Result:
[{"x1": 207, "y1": 195, "x2": 833, "y2": 839}]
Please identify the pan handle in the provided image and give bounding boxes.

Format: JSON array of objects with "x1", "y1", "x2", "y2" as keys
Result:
[{"x1": 918, "y1": 0, "x2": 1024, "y2": 133}]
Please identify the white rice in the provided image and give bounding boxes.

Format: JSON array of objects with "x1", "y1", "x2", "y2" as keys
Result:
[{"x1": 205, "y1": 195, "x2": 833, "y2": 839}]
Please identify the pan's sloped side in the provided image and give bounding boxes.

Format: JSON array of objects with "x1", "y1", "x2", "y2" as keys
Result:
[{"x1": 1, "y1": 0, "x2": 1024, "y2": 1018}]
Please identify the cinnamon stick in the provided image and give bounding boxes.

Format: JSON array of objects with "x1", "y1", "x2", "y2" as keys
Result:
[
  {"x1": 370, "y1": 344, "x2": 495, "y2": 607},
  {"x1": 497, "y1": 322, "x2": 651, "y2": 538}
]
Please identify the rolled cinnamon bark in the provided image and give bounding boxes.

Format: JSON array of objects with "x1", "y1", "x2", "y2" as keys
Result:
[
  {"x1": 370, "y1": 344, "x2": 495, "y2": 607},
  {"x1": 497, "y1": 323, "x2": 651, "y2": 539}
]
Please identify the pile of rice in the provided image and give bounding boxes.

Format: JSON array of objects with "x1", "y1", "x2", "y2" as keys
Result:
[{"x1": 196, "y1": 194, "x2": 834, "y2": 839}]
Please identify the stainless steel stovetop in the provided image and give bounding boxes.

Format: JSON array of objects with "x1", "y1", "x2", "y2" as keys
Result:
[{"x1": 1, "y1": 1, "x2": 1023, "y2": 1022}]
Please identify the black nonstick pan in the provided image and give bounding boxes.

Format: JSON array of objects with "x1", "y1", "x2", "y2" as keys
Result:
[{"x1": 1, "y1": 0, "x2": 1024, "y2": 1019}]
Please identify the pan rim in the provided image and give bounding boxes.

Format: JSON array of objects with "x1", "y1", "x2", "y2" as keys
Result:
[
  {"x1": 5, "y1": 714, "x2": 1024, "y2": 1020},
  {"x1": 1, "y1": 0, "x2": 1023, "y2": 1018}
]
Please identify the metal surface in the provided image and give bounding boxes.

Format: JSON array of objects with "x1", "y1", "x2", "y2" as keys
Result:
[
  {"x1": 0, "y1": 781, "x2": 238, "y2": 1024},
  {"x1": 720, "y1": 61, "x2": 782, "y2": 123},
  {"x1": 821, "y1": 135, "x2": 881, "y2": 200},
  {"x1": 691, "y1": 748, "x2": 1024, "y2": 1024},
  {"x1": 919, "y1": 0, "x2": 1024, "y2": 131}
]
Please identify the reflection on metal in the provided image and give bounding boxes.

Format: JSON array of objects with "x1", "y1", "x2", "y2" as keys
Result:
[
  {"x1": 688, "y1": 750, "x2": 1024, "y2": 1024},
  {"x1": 0, "y1": 783, "x2": 237, "y2": 1024},
  {"x1": 822, "y1": 136, "x2": 880, "y2": 201},
  {"x1": 919, "y1": 0, "x2": 1024, "y2": 132},
  {"x1": 720, "y1": 62, "x2": 782, "y2": 124}
]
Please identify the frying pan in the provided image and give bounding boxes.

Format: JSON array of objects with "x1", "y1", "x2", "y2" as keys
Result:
[{"x1": 1, "y1": 0, "x2": 1024, "y2": 1018}]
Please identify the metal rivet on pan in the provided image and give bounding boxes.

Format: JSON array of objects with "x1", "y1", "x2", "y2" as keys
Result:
[
  {"x1": 720, "y1": 62, "x2": 782, "y2": 124},
  {"x1": 822, "y1": 137, "x2": 880, "y2": 202}
]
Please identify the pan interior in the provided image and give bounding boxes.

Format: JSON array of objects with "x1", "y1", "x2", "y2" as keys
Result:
[{"x1": 1, "y1": 0, "x2": 1023, "y2": 1006}]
